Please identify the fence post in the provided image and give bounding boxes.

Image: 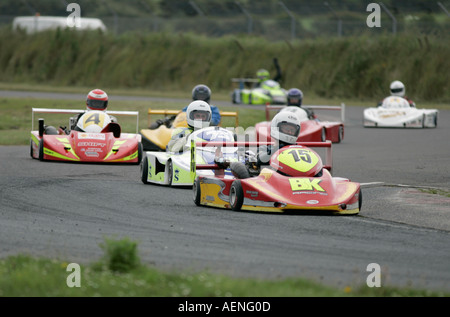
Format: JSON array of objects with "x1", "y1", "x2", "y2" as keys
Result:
[
  {"x1": 379, "y1": 2, "x2": 397, "y2": 34},
  {"x1": 235, "y1": 1, "x2": 253, "y2": 34},
  {"x1": 279, "y1": 1, "x2": 296, "y2": 40},
  {"x1": 324, "y1": 1, "x2": 342, "y2": 37}
]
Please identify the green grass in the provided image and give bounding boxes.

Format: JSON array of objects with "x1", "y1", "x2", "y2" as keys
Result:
[
  {"x1": 0, "y1": 95, "x2": 266, "y2": 145},
  {"x1": 1, "y1": 237, "x2": 448, "y2": 297}
]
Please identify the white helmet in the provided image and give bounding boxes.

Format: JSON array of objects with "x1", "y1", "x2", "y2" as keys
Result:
[
  {"x1": 186, "y1": 100, "x2": 212, "y2": 129},
  {"x1": 390, "y1": 80, "x2": 405, "y2": 97},
  {"x1": 270, "y1": 111, "x2": 301, "y2": 145}
]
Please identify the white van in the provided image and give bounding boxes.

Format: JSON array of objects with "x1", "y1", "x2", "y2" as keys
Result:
[{"x1": 12, "y1": 16, "x2": 107, "y2": 33}]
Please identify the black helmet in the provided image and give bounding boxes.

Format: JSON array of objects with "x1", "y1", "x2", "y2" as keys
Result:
[
  {"x1": 192, "y1": 84, "x2": 211, "y2": 103},
  {"x1": 287, "y1": 88, "x2": 303, "y2": 106}
]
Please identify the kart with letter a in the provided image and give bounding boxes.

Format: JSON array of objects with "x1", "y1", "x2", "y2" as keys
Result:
[
  {"x1": 30, "y1": 108, "x2": 142, "y2": 164},
  {"x1": 192, "y1": 141, "x2": 361, "y2": 215}
]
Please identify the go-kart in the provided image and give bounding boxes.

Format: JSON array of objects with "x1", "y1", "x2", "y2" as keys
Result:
[
  {"x1": 140, "y1": 109, "x2": 239, "y2": 151},
  {"x1": 364, "y1": 96, "x2": 438, "y2": 128},
  {"x1": 30, "y1": 108, "x2": 142, "y2": 164},
  {"x1": 192, "y1": 141, "x2": 361, "y2": 215},
  {"x1": 231, "y1": 78, "x2": 287, "y2": 105},
  {"x1": 140, "y1": 126, "x2": 244, "y2": 186},
  {"x1": 256, "y1": 104, "x2": 345, "y2": 143}
]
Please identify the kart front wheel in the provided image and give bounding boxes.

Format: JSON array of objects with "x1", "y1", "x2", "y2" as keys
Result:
[
  {"x1": 230, "y1": 162, "x2": 250, "y2": 179},
  {"x1": 193, "y1": 177, "x2": 201, "y2": 206},
  {"x1": 230, "y1": 180, "x2": 244, "y2": 211},
  {"x1": 167, "y1": 159, "x2": 173, "y2": 186},
  {"x1": 337, "y1": 125, "x2": 344, "y2": 143},
  {"x1": 321, "y1": 128, "x2": 326, "y2": 142},
  {"x1": 140, "y1": 156, "x2": 149, "y2": 184}
]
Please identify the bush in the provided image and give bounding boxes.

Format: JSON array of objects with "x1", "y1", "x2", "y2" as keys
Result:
[{"x1": 99, "y1": 237, "x2": 141, "y2": 273}]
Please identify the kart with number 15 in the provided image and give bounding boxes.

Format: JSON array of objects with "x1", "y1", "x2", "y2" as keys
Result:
[{"x1": 192, "y1": 141, "x2": 361, "y2": 215}]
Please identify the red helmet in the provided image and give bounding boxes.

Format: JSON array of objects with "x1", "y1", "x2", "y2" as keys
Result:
[
  {"x1": 270, "y1": 145, "x2": 323, "y2": 177},
  {"x1": 86, "y1": 89, "x2": 108, "y2": 111}
]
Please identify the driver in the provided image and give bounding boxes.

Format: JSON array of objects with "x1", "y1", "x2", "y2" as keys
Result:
[
  {"x1": 286, "y1": 88, "x2": 316, "y2": 120},
  {"x1": 254, "y1": 58, "x2": 282, "y2": 88},
  {"x1": 246, "y1": 111, "x2": 301, "y2": 176},
  {"x1": 167, "y1": 100, "x2": 212, "y2": 153},
  {"x1": 377, "y1": 80, "x2": 416, "y2": 108},
  {"x1": 69, "y1": 89, "x2": 117, "y2": 132}
]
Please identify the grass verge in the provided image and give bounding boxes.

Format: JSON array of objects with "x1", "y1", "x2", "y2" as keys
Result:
[{"x1": 1, "y1": 237, "x2": 448, "y2": 297}]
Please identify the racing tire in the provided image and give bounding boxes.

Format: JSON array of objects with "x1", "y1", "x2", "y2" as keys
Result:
[
  {"x1": 167, "y1": 159, "x2": 173, "y2": 186},
  {"x1": 230, "y1": 162, "x2": 250, "y2": 179},
  {"x1": 337, "y1": 125, "x2": 344, "y2": 143},
  {"x1": 193, "y1": 177, "x2": 201, "y2": 206},
  {"x1": 321, "y1": 128, "x2": 326, "y2": 142},
  {"x1": 422, "y1": 114, "x2": 426, "y2": 128},
  {"x1": 230, "y1": 180, "x2": 244, "y2": 211},
  {"x1": 358, "y1": 189, "x2": 363, "y2": 211},
  {"x1": 38, "y1": 139, "x2": 45, "y2": 161},
  {"x1": 140, "y1": 156, "x2": 149, "y2": 184},
  {"x1": 30, "y1": 140, "x2": 34, "y2": 159},
  {"x1": 137, "y1": 142, "x2": 143, "y2": 165}
]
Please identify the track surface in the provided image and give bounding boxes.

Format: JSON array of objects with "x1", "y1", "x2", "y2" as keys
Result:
[{"x1": 1, "y1": 91, "x2": 449, "y2": 292}]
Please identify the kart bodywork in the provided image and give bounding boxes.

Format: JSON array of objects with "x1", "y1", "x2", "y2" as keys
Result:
[
  {"x1": 140, "y1": 109, "x2": 239, "y2": 151},
  {"x1": 140, "y1": 126, "x2": 243, "y2": 186},
  {"x1": 192, "y1": 142, "x2": 361, "y2": 215},
  {"x1": 364, "y1": 96, "x2": 438, "y2": 128},
  {"x1": 231, "y1": 79, "x2": 287, "y2": 105},
  {"x1": 256, "y1": 104, "x2": 345, "y2": 143},
  {"x1": 30, "y1": 108, "x2": 142, "y2": 164}
]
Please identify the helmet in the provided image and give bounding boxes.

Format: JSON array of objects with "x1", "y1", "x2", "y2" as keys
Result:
[
  {"x1": 390, "y1": 81, "x2": 405, "y2": 97},
  {"x1": 186, "y1": 100, "x2": 212, "y2": 129},
  {"x1": 256, "y1": 69, "x2": 270, "y2": 82},
  {"x1": 270, "y1": 111, "x2": 301, "y2": 146},
  {"x1": 76, "y1": 110, "x2": 111, "y2": 133},
  {"x1": 86, "y1": 89, "x2": 108, "y2": 111},
  {"x1": 281, "y1": 106, "x2": 309, "y2": 122},
  {"x1": 270, "y1": 145, "x2": 323, "y2": 177},
  {"x1": 287, "y1": 88, "x2": 303, "y2": 106},
  {"x1": 192, "y1": 84, "x2": 211, "y2": 103}
]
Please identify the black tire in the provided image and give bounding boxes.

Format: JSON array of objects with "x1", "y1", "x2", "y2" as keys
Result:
[
  {"x1": 38, "y1": 139, "x2": 45, "y2": 161},
  {"x1": 230, "y1": 162, "x2": 250, "y2": 179},
  {"x1": 140, "y1": 156, "x2": 149, "y2": 184},
  {"x1": 337, "y1": 125, "x2": 344, "y2": 143},
  {"x1": 30, "y1": 140, "x2": 34, "y2": 158},
  {"x1": 358, "y1": 189, "x2": 363, "y2": 211},
  {"x1": 193, "y1": 177, "x2": 201, "y2": 206},
  {"x1": 167, "y1": 159, "x2": 173, "y2": 186},
  {"x1": 422, "y1": 114, "x2": 426, "y2": 128},
  {"x1": 230, "y1": 180, "x2": 244, "y2": 211},
  {"x1": 321, "y1": 128, "x2": 326, "y2": 142},
  {"x1": 137, "y1": 142, "x2": 143, "y2": 164}
]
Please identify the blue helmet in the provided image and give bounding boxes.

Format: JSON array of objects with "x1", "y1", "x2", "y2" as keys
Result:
[{"x1": 287, "y1": 88, "x2": 303, "y2": 106}]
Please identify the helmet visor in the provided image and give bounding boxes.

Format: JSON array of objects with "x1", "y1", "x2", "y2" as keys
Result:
[
  {"x1": 87, "y1": 99, "x2": 107, "y2": 110},
  {"x1": 391, "y1": 88, "x2": 403, "y2": 94},
  {"x1": 190, "y1": 110, "x2": 211, "y2": 122},
  {"x1": 194, "y1": 90, "x2": 210, "y2": 102},
  {"x1": 278, "y1": 122, "x2": 300, "y2": 137}
]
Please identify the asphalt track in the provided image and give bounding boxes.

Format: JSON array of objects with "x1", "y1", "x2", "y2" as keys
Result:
[{"x1": 1, "y1": 90, "x2": 449, "y2": 293}]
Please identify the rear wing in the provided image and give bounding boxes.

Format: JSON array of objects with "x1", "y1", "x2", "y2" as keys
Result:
[
  {"x1": 31, "y1": 108, "x2": 140, "y2": 133},
  {"x1": 265, "y1": 103, "x2": 345, "y2": 123},
  {"x1": 147, "y1": 108, "x2": 239, "y2": 127},
  {"x1": 231, "y1": 78, "x2": 259, "y2": 89},
  {"x1": 189, "y1": 140, "x2": 332, "y2": 183}
]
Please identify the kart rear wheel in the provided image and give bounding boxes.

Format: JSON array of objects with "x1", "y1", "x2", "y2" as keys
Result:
[
  {"x1": 230, "y1": 180, "x2": 244, "y2": 211},
  {"x1": 140, "y1": 156, "x2": 149, "y2": 184},
  {"x1": 230, "y1": 162, "x2": 250, "y2": 179},
  {"x1": 137, "y1": 142, "x2": 143, "y2": 164},
  {"x1": 38, "y1": 139, "x2": 45, "y2": 161},
  {"x1": 358, "y1": 189, "x2": 363, "y2": 211},
  {"x1": 321, "y1": 128, "x2": 326, "y2": 142},
  {"x1": 193, "y1": 177, "x2": 201, "y2": 206},
  {"x1": 30, "y1": 140, "x2": 34, "y2": 158},
  {"x1": 337, "y1": 125, "x2": 344, "y2": 143}
]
